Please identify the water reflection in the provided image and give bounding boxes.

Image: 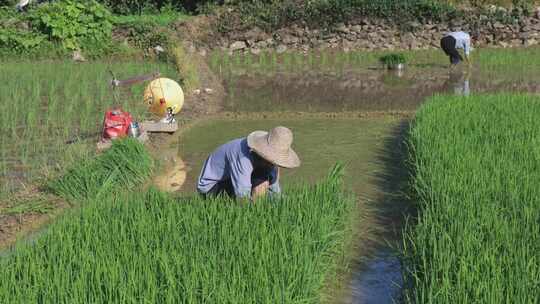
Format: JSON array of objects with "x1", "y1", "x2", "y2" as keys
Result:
[
  {"x1": 350, "y1": 250, "x2": 403, "y2": 304},
  {"x1": 445, "y1": 70, "x2": 471, "y2": 96},
  {"x1": 153, "y1": 155, "x2": 188, "y2": 192}
]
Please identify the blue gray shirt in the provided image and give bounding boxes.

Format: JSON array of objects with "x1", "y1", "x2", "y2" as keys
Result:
[
  {"x1": 446, "y1": 31, "x2": 472, "y2": 56},
  {"x1": 197, "y1": 138, "x2": 280, "y2": 198}
]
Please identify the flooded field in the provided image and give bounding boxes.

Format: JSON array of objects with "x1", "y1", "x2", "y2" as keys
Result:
[{"x1": 222, "y1": 68, "x2": 540, "y2": 112}]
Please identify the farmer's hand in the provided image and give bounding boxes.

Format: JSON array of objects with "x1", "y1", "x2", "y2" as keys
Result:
[{"x1": 251, "y1": 180, "x2": 269, "y2": 201}]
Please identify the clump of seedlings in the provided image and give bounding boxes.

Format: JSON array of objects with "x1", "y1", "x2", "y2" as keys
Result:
[{"x1": 379, "y1": 53, "x2": 406, "y2": 70}]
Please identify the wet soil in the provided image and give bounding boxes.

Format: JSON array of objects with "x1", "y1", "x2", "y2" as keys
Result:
[{"x1": 0, "y1": 187, "x2": 68, "y2": 251}]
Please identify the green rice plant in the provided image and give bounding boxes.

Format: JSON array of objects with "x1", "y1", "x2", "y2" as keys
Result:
[
  {"x1": 379, "y1": 53, "x2": 407, "y2": 69},
  {"x1": 1, "y1": 199, "x2": 55, "y2": 216},
  {"x1": 0, "y1": 164, "x2": 355, "y2": 303},
  {"x1": 48, "y1": 138, "x2": 154, "y2": 202},
  {"x1": 209, "y1": 46, "x2": 540, "y2": 79},
  {"x1": 403, "y1": 94, "x2": 540, "y2": 303}
]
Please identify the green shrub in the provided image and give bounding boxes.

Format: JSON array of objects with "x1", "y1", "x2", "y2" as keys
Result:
[
  {"x1": 0, "y1": 28, "x2": 46, "y2": 51},
  {"x1": 119, "y1": 20, "x2": 171, "y2": 50},
  {"x1": 29, "y1": 0, "x2": 113, "y2": 50},
  {"x1": 217, "y1": 0, "x2": 458, "y2": 31}
]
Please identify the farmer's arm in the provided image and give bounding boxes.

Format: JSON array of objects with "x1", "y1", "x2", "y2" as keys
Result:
[
  {"x1": 268, "y1": 167, "x2": 281, "y2": 196},
  {"x1": 463, "y1": 38, "x2": 472, "y2": 66}
]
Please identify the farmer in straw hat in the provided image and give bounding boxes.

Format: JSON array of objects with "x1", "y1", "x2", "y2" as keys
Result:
[{"x1": 197, "y1": 126, "x2": 300, "y2": 200}]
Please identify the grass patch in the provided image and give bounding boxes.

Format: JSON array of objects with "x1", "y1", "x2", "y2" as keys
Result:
[
  {"x1": 0, "y1": 165, "x2": 355, "y2": 303},
  {"x1": 170, "y1": 44, "x2": 201, "y2": 92},
  {"x1": 403, "y1": 94, "x2": 540, "y2": 302},
  {"x1": 48, "y1": 138, "x2": 154, "y2": 202},
  {"x1": 113, "y1": 12, "x2": 190, "y2": 27}
]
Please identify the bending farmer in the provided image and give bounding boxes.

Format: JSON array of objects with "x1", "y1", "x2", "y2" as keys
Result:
[
  {"x1": 197, "y1": 126, "x2": 301, "y2": 200},
  {"x1": 440, "y1": 31, "x2": 473, "y2": 67}
]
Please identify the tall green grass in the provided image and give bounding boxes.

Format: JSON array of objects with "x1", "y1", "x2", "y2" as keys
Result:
[
  {"x1": 404, "y1": 94, "x2": 540, "y2": 302},
  {"x1": 0, "y1": 165, "x2": 355, "y2": 303},
  {"x1": 48, "y1": 138, "x2": 154, "y2": 202},
  {"x1": 0, "y1": 60, "x2": 176, "y2": 196}
]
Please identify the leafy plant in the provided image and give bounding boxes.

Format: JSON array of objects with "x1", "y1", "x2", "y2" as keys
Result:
[
  {"x1": 0, "y1": 28, "x2": 46, "y2": 51},
  {"x1": 30, "y1": 0, "x2": 113, "y2": 51}
]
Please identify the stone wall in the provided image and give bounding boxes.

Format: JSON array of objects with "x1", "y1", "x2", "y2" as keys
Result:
[{"x1": 215, "y1": 7, "x2": 540, "y2": 54}]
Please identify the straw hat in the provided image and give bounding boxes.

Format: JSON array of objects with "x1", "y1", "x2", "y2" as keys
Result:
[{"x1": 247, "y1": 126, "x2": 300, "y2": 168}]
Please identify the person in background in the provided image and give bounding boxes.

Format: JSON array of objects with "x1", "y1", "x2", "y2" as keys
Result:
[
  {"x1": 440, "y1": 31, "x2": 474, "y2": 68},
  {"x1": 197, "y1": 126, "x2": 300, "y2": 201}
]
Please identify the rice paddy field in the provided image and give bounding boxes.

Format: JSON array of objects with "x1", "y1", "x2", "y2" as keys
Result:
[
  {"x1": 0, "y1": 60, "x2": 177, "y2": 197},
  {"x1": 404, "y1": 94, "x2": 540, "y2": 303},
  {"x1": 209, "y1": 46, "x2": 540, "y2": 80},
  {"x1": 2, "y1": 45, "x2": 540, "y2": 304},
  {"x1": 0, "y1": 139, "x2": 355, "y2": 303}
]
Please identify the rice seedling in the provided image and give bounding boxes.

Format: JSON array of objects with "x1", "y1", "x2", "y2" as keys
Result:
[
  {"x1": 0, "y1": 164, "x2": 355, "y2": 303},
  {"x1": 208, "y1": 46, "x2": 540, "y2": 80},
  {"x1": 403, "y1": 94, "x2": 540, "y2": 303},
  {"x1": 48, "y1": 138, "x2": 154, "y2": 202},
  {"x1": 0, "y1": 60, "x2": 176, "y2": 197}
]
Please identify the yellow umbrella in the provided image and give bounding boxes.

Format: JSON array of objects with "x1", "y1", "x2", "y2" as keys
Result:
[{"x1": 143, "y1": 78, "x2": 184, "y2": 117}]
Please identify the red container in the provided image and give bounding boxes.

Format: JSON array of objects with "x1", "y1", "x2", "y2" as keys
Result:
[{"x1": 102, "y1": 108, "x2": 133, "y2": 140}]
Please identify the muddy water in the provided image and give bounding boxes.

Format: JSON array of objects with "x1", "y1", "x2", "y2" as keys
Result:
[
  {"x1": 178, "y1": 117, "x2": 397, "y2": 194},
  {"x1": 222, "y1": 68, "x2": 540, "y2": 112}
]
